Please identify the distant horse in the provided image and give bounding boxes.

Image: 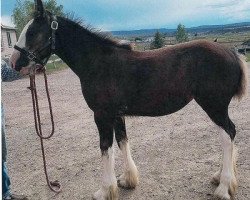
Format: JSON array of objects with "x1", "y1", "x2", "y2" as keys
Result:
[{"x1": 10, "y1": 0, "x2": 248, "y2": 199}]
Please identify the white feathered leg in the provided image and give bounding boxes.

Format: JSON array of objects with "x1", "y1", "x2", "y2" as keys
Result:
[
  {"x1": 214, "y1": 128, "x2": 238, "y2": 200},
  {"x1": 93, "y1": 147, "x2": 118, "y2": 200},
  {"x1": 118, "y1": 140, "x2": 139, "y2": 189}
]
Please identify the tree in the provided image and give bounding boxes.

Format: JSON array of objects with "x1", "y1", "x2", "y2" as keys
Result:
[
  {"x1": 12, "y1": 0, "x2": 65, "y2": 37},
  {"x1": 176, "y1": 23, "x2": 188, "y2": 43},
  {"x1": 134, "y1": 37, "x2": 142, "y2": 42},
  {"x1": 150, "y1": 31, "x2": 164, "y2": 49}
]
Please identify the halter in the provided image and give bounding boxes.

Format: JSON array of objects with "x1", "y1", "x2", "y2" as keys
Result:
[{"x1": 14, "y1": 15, "x2": 58, "y2": 66}]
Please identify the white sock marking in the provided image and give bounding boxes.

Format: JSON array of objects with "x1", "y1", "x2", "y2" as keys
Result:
[
  {"x1": 118, "y1": 140, "x2": 138, "y2": 188},
  {"x1": 120, "y1": 141, "x2": 136, "y2": 171},
  {"x1": 215, "y1": 127, "x2": 237, "y2": 199},
  {"x1": 102, "y1": 146, "x2": 117, "y2": 187},
  {"x1": 93, "y1": 147, "x2": 117, "y2": 199},
  {"x1": 219, "y1": 129, "x2": 233, "y2": 185}
]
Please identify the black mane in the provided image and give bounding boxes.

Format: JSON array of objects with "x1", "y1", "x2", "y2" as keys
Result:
[
  {"x1": 32, "y1": 10, "x2": 132, "y2": 51},
  {"x1": 62, "y1": 14, "x2": 132, "y2": 50}
]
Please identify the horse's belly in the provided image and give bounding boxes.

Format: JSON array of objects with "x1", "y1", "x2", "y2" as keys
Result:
[{"x1": 125, "y1": 94, "x2": 193, "y2": 117}]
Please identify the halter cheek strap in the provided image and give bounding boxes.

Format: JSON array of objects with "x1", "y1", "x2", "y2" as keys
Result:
[
  {"x1": 14, "y1": 15, "x2": 58, "y2": 66},
  {"x1": 51, "y1": 17, "x2": 58, "y2": 50}
]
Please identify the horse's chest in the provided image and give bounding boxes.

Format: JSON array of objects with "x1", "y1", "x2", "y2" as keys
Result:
[{"x1": 81, "y1": 78, "x2": 121, "y2": 110}]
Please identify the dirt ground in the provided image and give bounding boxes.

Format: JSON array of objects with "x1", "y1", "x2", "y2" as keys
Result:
[{"x1": 2, "y1": 64, "x2": 250, "y2": 200}]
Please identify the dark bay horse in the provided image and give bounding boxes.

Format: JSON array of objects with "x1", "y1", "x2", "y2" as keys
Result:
[{"x1": 10, "y1": 0, "x2": 248, "y2": 199}]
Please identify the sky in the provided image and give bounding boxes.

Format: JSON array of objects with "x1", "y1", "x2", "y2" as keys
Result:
[{"x1": 1, "y1": 0, "x2": 250, "y2": 31}]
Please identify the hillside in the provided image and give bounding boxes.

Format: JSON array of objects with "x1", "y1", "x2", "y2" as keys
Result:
[{"x1": 111, "y1": 22, "x2": 250, "y2": 37}]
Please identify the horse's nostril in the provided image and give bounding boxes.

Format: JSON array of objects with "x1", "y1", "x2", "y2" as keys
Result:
[{"x1": 11, "y1": 62, "x2": 15, "y2": 69}]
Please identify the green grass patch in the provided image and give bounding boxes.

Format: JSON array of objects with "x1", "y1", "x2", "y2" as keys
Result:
[
  {"x1": 45, "y1": 61, "x2": 68, "y2": 73},
  {"x1": 246, "y1": 53, "x2": 250, "y2": 62}
]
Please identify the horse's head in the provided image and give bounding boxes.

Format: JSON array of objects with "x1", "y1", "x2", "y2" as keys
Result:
[{"x1": 10, "y1": 0, "x2": 57, "y2": 72}]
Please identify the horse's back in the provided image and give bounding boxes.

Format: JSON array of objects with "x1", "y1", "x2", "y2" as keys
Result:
[{"x1": 121, "y1": 40, "x2": 242, "y2": 116}]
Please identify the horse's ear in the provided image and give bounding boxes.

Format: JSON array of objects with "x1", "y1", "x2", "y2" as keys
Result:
[{"x1": 34, "y1": 0, "x2": 45, "y2": 17}]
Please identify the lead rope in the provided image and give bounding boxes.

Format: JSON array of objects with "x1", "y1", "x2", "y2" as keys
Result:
[{"x1": 29, "y1": 67, "x2": 61, "y2": 193}]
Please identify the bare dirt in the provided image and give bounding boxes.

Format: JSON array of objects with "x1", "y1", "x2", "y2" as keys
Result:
[{"x1": 2, "y1": 64, "x2": 250, "y2": 200}]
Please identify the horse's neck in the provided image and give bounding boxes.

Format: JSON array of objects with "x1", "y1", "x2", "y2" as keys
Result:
[{"x1": 54, "y1": 17, "x2": 105, "y2": 76}]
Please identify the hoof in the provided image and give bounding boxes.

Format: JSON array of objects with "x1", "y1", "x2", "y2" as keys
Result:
[
  {"x1": 214, "y1": 178, "x2": 237, "y2": 200},
  {"x1": 229, "y1": 177, "x2": 238, "y2": 196},
  {"x1": 93, "y1": 185, "x2": 118, "y2": 200},
  {"x1": 117, "y1": 169, "x2": 139, "y2": 189},
  {"x1": 214, "y1": 184, "x2": 231, "y2": 200}
]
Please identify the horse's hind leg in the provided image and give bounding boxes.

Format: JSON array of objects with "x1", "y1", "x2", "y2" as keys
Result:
[
  {"x1": 211, "y1": 126, "x2": 237, "y2": 188},
  {"x1": 214, "y1": 126, "x2": 238, "y2": 199},
  {"x1": 114, "y1": 116, "x2": 139, "y2": 189},
  {"x1": 195, "y1": 97, "x2": 238, "y2": 200}
]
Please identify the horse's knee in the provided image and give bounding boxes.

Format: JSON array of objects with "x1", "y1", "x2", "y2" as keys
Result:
[
  {"x1": 114, "y1": 116, "x2": 128, "y2": 147},
  {"x1": 94, "y1": 111, "x2": 115, "y2": 153}
]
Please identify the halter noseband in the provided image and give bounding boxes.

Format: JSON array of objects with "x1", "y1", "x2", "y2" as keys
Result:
[{"x1": 14, "y1": 15, "x2": 58, "y2": 66}]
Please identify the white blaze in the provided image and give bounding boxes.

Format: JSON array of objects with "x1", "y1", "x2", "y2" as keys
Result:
[
  {"x1": 16, "y1": 19, "x2": 34, "y2": 48},
  {"x1": 10, "y1": 19, "x2": 34, "y2": 68}
]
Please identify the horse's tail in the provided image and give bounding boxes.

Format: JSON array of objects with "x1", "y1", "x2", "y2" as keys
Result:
[{"x1": 234, "y1": 52, "x2": 248, "y2": 101}]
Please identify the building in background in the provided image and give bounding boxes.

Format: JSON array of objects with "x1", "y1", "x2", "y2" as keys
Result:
[{"x1": 1, "y1": 24, "x2": 17, "y2": 59}]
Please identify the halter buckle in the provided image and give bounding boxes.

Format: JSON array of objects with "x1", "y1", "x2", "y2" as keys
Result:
[{"x1": 51, "y1": 21, "x2": 58, "y2": 30}]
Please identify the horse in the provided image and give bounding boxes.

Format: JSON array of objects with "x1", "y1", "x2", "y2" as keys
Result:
[{"x1": 10, "y1": 0, "x2": 248, "y2": 199}]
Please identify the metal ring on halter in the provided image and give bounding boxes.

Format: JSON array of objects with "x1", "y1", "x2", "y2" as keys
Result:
[{"x1": 51, "y1": 21, "x2": 58, "y2": 30}]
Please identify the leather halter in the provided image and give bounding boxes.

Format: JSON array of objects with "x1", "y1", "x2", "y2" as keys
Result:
[{"x1": 14, "y1": 15, "x2": 58, "y2": 66}]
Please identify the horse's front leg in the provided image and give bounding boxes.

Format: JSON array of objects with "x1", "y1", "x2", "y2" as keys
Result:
[
  {"x1": 93, "y1": 111, "x2": 118, "y2": 200},
  {"x1": 114, "y1": 116, "x2": 139, "y2": 189}
]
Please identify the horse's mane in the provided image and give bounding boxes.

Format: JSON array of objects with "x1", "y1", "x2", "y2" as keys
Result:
[
  {"x1": 31, "y1": 10, "x2": 132, "y2": 50},
  {"x1": 62, "y1": 13, "x2": 132, "y2": 50}
]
